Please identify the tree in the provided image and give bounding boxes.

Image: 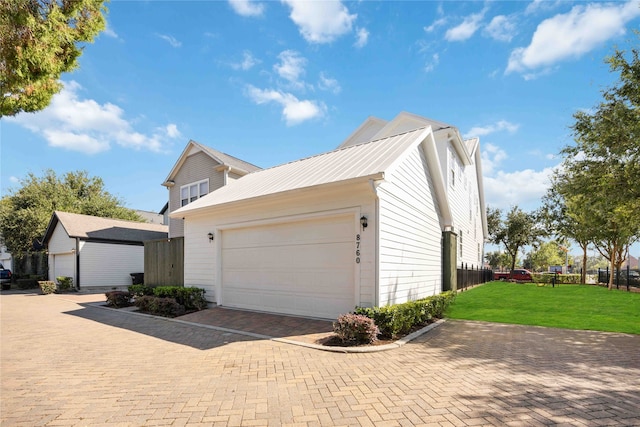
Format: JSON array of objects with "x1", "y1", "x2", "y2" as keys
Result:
[
  {"x1": 524, "y1": 241, "x2": 565, "y2": 273},
  {"x1": 558, "y1": 39, "x2": 640, "y2": 289},
  {"x1": 485, "y1": 251, "x2": 510, "y2": 271},
  {"x1": 0, "y1": 170, "x2": 142, "y2": 254},
  {"x1": 487, "y1": 206, "x2": 544, "y2": 277},
  {"x1": 0, "y1": 0, "x2": 107, "y2": 116}
]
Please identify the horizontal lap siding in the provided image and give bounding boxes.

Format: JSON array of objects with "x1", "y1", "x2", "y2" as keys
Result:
[
  {"x1": 184, "y1": 218, "x2": 217, "y2": 300},
  {"x1": 378, "y1": 146, "x2": 442, "y2": 305}
]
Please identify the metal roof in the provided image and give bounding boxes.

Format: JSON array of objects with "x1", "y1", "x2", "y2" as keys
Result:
[
  {"x1": 173, "y1": 126, "x2": 432, "y2": 216},
  {"x1": 44, "y1": 211, "x2": 168, "y2": 244}
]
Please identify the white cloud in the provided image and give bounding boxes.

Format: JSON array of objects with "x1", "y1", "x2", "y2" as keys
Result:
[
  {"x1": 507, "y1": 1, "x2": 640, "y2": 75},
  {"x1": 165, "y1": 124, "x2": 181, "y2": 139},
  {"x1": 9, "y1": 176, "x2": 19, "y2": 184},
  {"x1": 525, "y1": 0, "x2": 563, "y2": 16},
  {"x1": 156, "y1": 34, "x2": 181, "y2": 48},
  {"x1": 232, "y1": 51, "x2": 260, "y2": 71},
  {"x1": 465, "y1": 120, "x2": 519, "y2": 138},
  {"x1": 103, "y1": 23, "x2": 119, "y2": 39},
  {"x1": 274, "y1": 50, "x2": 307, "y2": 89},
  {"x1": 483, "y1": 15, "x2": 516, "y2": 42},
  {"x1": 245, "y1": 85, "x2": 326, "y2": 126},
  {"x1": 282, "y1": 0, "x2": 356, "y2": 44},
  {"x1": 424, "y1": 17, "x2": 447, "y2": 33},
  {"x1": 445, "y1": 10, "x2": 486, "y2": 42},
  {"x1": 425, "y1": 53, "x2": 440, "y2": 73},
  {"x1": 6, "y1": 81, "x2": 172, "y2": 154},
  {"x1": 484, "y1": 167, "x2": 555, "y2": 210},
  {"x1": 354, "y1": 27, "x2": 369, "y2": 48},
  {"x1": 318, "y1": 73, "x2": 341, "y2": 94},
  {"x1": 481, "y1": 143, "x2": 508, "y2": 175},
  {"x1": 228, "y1": 0, "x2": 265, "y2": 17}
]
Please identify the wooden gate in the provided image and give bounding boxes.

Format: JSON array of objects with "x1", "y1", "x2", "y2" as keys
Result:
[{"x1": 144, "y1": 237, "x2": 184, "y2": 286}]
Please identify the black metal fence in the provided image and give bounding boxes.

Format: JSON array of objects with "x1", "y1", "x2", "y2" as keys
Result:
[
  {"x1": 598, "y1": 266, "x2": 639, "y2": 291},
  {"x1": 457, "y1": 263, "x2": 493, "y2": 291}
]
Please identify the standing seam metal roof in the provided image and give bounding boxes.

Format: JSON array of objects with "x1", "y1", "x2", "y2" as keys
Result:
[{"x1": 173, "y1": 127, "x2": 430, "y2": 215}]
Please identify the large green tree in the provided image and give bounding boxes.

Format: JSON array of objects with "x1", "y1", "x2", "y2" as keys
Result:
[
  {"x1": 524, "y1": 241, "x2": 565, "y2": 273},
  {"x1": 557, "y1": 39, "x2": 640, "y2": 289},
  {"x1": 0, "y1": 0, "x2": 107, "y2": 117},
  {"x1": 0, "y1": 170, "x2": 142, "y2": 254},
  {"x1": 487, "y1": 206, "x2": 545, "y2": 277}
]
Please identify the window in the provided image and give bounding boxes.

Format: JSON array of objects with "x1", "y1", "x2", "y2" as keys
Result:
[{"x1": 180, "y1": 179, "x2": 209, "y2": 207}]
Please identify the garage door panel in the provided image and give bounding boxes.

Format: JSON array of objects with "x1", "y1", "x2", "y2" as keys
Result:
[{"x1": 221, "y1": 215, "x2": 355, "y2": 319}]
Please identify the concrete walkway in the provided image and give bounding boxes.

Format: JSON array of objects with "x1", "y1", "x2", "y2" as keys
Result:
[{"x1": 2, "y1": 292, "x2": 639, "y2": 426}]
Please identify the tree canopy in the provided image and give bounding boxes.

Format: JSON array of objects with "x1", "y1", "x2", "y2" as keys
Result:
[
  {"x1": 487, "y1": 206, "x2": 544, "y2": 275},
  {"x1": 548, "y1": 38, "x2": 640, "y2": 289},
  {"x1": 0, "y1": 170, "x2": 142, "y2": 254},
  {"x1": 0, "y1": 0, "x2": 107, "y2": 117}
]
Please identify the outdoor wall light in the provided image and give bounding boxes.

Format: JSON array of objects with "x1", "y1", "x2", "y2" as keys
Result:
[
  {"x1": 207, "y1": 232, "x2": 214, "y2": 242},
  {"x1": 360, "y1": 216, "x2": 368, "y2": 229}
]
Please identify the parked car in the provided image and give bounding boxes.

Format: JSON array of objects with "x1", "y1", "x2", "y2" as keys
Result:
[
  {"x1": 628, "y1": 270, "x2": 640, "y2": 286},
  {"x1": 493, "y1": 269, "x2": 533, "y2": 282},
  {"x1": 0, "y1": 264, "x2": 12, "y2": 289}
]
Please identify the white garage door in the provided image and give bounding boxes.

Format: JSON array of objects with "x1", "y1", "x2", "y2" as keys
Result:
[
  {"x1": 221, "y1": 214, "x2": 355, "y2": 319},
  {"x1": 52, "y1": 253, "x2": 74, "y2": 282}
]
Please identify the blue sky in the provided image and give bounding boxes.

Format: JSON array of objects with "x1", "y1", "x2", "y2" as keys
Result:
[{"x1": 2, "y1": 0, "x2": 640, "y2": 257}]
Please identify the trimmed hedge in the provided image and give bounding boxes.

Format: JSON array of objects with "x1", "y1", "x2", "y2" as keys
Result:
[
  {"x1": 333, "y1": 314, "x2": 379, "y2": 345},
  {"x1": 532, "y1": 273, "x2": 581, "y2": 284},
  {"x1": 38, "y1": 281, "x2": 56, "y2": 294},
  {"x1": 353, "y1": 291, "x2": 457, "y2": 339},
  {"x1": 128, "y1": 284, "x2": 154, "y2": 297},
  {"x1": 134, "y1": 295, "x2": 185, "y2": 318},
  {"x1": 151, "y1": 286, "x2": 207, "y2": 311},
  {"x1": 56, "y1": 276, "x2": 73, "y2": 291},
  {"x1": 16, "y1": 278, "x2": 39, "y2": 289}
]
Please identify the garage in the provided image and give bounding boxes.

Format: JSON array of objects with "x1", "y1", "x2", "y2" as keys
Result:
[{"x1": 221, "y1": 214, "x2": 355, "y2": 319}]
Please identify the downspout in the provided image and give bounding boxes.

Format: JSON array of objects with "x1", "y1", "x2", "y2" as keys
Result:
[
  {"x1": 369, "y1": 178, "x2": 382, "y2": 308},
  {"x1": 75, "y1": 238, "x2": 80, "y2": 290}
]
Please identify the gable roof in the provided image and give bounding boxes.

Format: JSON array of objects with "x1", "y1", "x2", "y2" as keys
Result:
[
  {"x1": 173, "y1": 126, "x2": 447, "y2": 218},
  {"x1": 43, "y1": 211, "x2": 168, "y2": 245},
  {"x1": 163, "y1": 140, "x2": 261, "y2": 186}
]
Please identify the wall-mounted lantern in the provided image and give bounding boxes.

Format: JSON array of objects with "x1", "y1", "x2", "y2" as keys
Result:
[
  {"x1": 207, "y1": 232, "x2": 214, "y2": 242},
  {"x1": 360, "y1": 216, "x2": 368, "y2": 230}
]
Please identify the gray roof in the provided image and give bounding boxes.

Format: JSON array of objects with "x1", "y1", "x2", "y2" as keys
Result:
[
  {"x1": 195, "y1": 141, "x2": 261, "y2": 174},
  {"x1": 44, "y1": 211, "x2": 168, "y2": 244},
  {"x1": 173, "y1": 126, "x2": 433, "y2": 216}
]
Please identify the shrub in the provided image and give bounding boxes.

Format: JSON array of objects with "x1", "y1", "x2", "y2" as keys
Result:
[
  {"x1": 16, "y1": 278, "x2": 38, "y2": 289},
  {"x1": 38, "y1": 281, "x2": 56, "y2": 294},
  {"x1": 333, "y1": 314, "x2": 379, "y2": 345},
  {"x1": 152, "y1": 286, "x2": 207, "y2": 311},
  {"x1": 105, "y1": 291, "x2": 132, "y2": 308},
  {"x1": 134, "y1": 295, "x2": 185, "y2": 318},
  {"x1": 56, "y1": 276, "x2": 73, "y2": 291},
  {"x1": 128, "y1": 284, "x2": 154, "y2": 297},
  {"x1": 354, "y1": 291, "x2": 457, "y2": 339},
  {"x1": 531, "y1": 273, "x2": 581, "y2": 285}
]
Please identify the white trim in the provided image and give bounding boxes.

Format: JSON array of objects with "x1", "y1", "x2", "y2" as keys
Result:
[{"x1": 180, "y1": 178, "x2": 209, "y2": 207}]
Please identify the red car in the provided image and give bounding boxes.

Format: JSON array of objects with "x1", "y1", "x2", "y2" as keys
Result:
[{"x1": 493, "y1": 269, "x2": 533, "y2": 281}]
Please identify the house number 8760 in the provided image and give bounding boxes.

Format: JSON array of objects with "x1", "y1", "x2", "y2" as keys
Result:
[{"x1": 355, "y1": 234, "x2": 361, "y2": 263}]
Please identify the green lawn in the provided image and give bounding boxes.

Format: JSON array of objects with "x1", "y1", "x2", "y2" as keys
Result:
[{"x1": 446, "y1": 282, "x2": 640, "y2": 334}]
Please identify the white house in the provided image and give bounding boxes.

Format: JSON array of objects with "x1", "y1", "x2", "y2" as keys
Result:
[
  {"x1": 171, "y1": 112, "x2": 487, "y2": 319},
  {"x1": 43, "y1": 211, "x2": 168, "y2": 289}
]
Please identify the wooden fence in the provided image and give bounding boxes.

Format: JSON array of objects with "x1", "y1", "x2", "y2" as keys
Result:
[{"x1": 144, "y1": 237, "x2": 184, "y2": 286}]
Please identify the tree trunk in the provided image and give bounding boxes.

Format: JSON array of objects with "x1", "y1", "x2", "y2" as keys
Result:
[
  {"x1": 581, "y1": 244, "x2": 588, "y2": 285},
  {"x1": 608, "y1": 249, "x2": 616, "y2": 290}
]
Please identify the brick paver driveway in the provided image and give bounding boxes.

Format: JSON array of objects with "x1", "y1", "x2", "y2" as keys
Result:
[{"x1": 2, "y1": 293, "x2": 639, "y2": 426}]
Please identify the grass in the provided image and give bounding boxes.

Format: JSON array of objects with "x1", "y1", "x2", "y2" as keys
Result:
[{"x1": 446, "y1": 281, "x2": 640, "y2": 334}]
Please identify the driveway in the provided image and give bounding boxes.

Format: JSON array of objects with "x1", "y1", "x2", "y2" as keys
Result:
[{"x1": 1, "y1": 292, "x2": 639, "y2": 426}]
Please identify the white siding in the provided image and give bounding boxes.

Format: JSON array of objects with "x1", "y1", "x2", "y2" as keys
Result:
[
  {"x1": 47, "y1": 224, "x2": 74, "y2": 254},
  {"x1": 446, "y1": 143, "x2": 485, "y2": 267},
  {"x1": 80, "y1": 242, "x2": 144, "y2": 288},
  {"x1": 377, "y1": 146, "x2": 443, "y2": 305},
  {"x1": 169, "y1": 151, "x2": 225, "y2": 238}
]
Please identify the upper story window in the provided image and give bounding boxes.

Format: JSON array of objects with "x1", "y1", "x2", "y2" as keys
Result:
[{"x1": 180, "y1": 179, "x2": 209, "y2": 207}]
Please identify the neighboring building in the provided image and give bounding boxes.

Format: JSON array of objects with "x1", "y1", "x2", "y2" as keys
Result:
[
  {"x1": 0, "y1": 241, "x2": 12, "y2": 272},
  {"x1": 162, "y1": 140, "x2": 261, "y2": 238},
  {"x1": 170, "y1": 112, "x2": 487, "y2": 319},
  {"x1": 43, "y1": 211, "x2": 168, "y2": 289},
  {"x1": 622, "y1": 255, "x2": 639, "y2": 270},
  {"x1": 135, "y1": 209, "x2": 165, "y2": 225}
]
